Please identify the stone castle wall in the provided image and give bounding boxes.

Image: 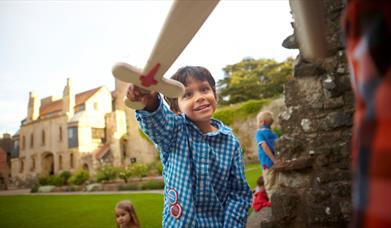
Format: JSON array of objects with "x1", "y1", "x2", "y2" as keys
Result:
[{"x1": 267, "y1": 0, "x2": 354, "y2": 227}]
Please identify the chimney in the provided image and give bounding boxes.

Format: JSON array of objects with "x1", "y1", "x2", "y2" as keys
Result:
[
  {"x1": 27, "y1": 91, "x2": 39, "y2": 122},
  {"x1": 63, "y1": 78, "x2": 75, "y2": 116}
]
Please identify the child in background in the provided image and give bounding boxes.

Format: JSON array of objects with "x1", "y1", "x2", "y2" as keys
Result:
[
  {"x1": 127, "y1": 66, "x2": 252, "y2": 227},
  {"x1": 255, "y1": 111, "x2": 279, "y2": 198},
  {"x1": 252, "y1": 176, "x2": 272, "y2": 212},
  {"x1": 115, "y1": 200, "x2": 140, "y2": 228}
]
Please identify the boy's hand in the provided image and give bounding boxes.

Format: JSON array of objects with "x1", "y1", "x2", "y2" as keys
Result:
[{"x1": 127, "y1": 84, "x2": 158, "y2": 112}]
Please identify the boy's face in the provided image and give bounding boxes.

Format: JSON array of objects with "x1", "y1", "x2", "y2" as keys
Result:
[{"x1": 178, "y1": 77, "x2": 216, "y2": 125}]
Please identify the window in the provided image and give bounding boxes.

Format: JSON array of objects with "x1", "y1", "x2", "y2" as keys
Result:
[
  {"x1": 59, "y1": 126, "x2": 63, "y2": 141},
  {"x1": 74, "y1": 104, "x2": 85, "y2": 113},
  {"x1": 68, "y1": 127, "x2": 78, "y2": 148},
  {"x1": 12, "y1": 140, "x2": 19, "y2": 157},
  {"x1": 41, "y1": 130, "x2": 45, "y2": 145},
  {"x1": 31, "y1": 156, "x2": 36, "y2": 171},
  {"x1": 59, "y1": 155, "x2": 63, "y2": 170},
  {"x1": 92, "y1": 128, "x2": 106, "y2": 144},
  {"x1": 30, "y1": 134, "x2": 34, "y2": 148},
  {"x1": 93, "y1": 102, "x2": 98, "y2": 111},
  {"x1": 22, "y1": 136, "x2": 25, "y2": 150},
  {"x1": 70, "y1": 153, "x2": 74, "y2": 169},
  {"x1": 19, "y1": 159, "x2": 24, "y2": 173}
]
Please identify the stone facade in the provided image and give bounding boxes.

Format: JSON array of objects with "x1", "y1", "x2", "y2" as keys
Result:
[
  {"x1": 10, "y1": 78, "x2": 156, "y2": 187},
  {"x1": 0, "y1": 133, "x2": 12, "y2": 189},
  {"x1": 264, "y1": 1, "x2": 353, "y2": 227}
]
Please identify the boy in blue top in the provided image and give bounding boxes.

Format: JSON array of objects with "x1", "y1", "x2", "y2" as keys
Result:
[
  {"x1": 255, "y1": 111, "x2": 279, "y2": 198},
  {"x1": 127, "y1": 66, "x2": 252, "y2": 227}
]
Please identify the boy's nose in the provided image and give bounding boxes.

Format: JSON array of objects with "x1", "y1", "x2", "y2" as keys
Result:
[{"x1": 195, "y1": 93, "x2": 205, "y2": 102}]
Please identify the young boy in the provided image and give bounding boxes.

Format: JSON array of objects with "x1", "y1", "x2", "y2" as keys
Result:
[
  {"x1": 127, "y1": 66, "x2": 252, "y2": 227},
  {"x1": 252, "y1": 176, "x2": 271, "y2": 212},
  {"x1": 255, "y1": 111, "x2": 279, "y2": 198}
]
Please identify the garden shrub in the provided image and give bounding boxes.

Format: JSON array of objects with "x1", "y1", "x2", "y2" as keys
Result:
[
  {"x1": 38, "y1": 176, "x2": 49, "y2": 186},
  {"x1": 96, "y1": 165, "x2": 118, "y2": 183},
  {"x1": 141, "y1": 180, "x2": 164, "y2": 190},
  {"x1": 118, "y1": 183, "x2": 140, "y2": 191},
  {"x1": 118, "y1": 166, "x2": 132, "y2": 183},
  {"x1": 214, "y1": 99, "x2": 270, "y2": 125},
  {"x1": 48, "y1": 175, "x2": 64, "y2": 186},
  {"x1": 130, "y1": 163, "x2": 148, "y2": 180},
  {"x1": 59, "y1": 171, "x2": 72, "y2": 185},
  {"x1": 68, "y1": 170, "x2": 90, "y2": 185}
]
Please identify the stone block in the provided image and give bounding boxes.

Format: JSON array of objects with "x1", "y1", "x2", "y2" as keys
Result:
[{"x1": 271, "y1": 189, "x2": 299, "y2": 223}]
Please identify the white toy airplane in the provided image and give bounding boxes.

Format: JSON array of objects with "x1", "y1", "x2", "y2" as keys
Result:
[{"x1": 112, "y1": 0, "x2": 220, "y2": 109}]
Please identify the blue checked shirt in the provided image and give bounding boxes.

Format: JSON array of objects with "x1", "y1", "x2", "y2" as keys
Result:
[{"x1": 136, "y1": 95, "x2": 252, "y2": 227}]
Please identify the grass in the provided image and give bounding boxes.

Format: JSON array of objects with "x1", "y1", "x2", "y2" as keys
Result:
[
  {"x1": 0, "y1": 163, "x2": 260, "y2": 228},
  {"x1": 245, "y1": 163, "x2": 262, "y2": 189},
  {"x1": 0, "y1": 193, "x2": 163, "y2": 228}
]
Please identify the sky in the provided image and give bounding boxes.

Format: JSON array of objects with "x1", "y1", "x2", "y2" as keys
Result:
[{"x1": 0, "y1": 0, "x2": 298, "y2": 135}]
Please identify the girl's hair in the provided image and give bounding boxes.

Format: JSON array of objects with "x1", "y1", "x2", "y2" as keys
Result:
[
  {"x1": 115, "y1": 200, "x2": 140, "y2": 228},
  {"x1": 164, "y1": 66, "x2": 216, "y2": 113},
  {"x1": 257, "y1": 176, "x2": 265, "y2": 187},
  {"x1": 256, "y1": 111, "x2": 274, "y2": 128}
]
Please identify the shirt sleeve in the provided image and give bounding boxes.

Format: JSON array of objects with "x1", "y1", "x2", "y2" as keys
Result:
[
  {"x1": 135, "y1": 94, "x2": 181, "y2": 153},
  {"x1": 223, "y1": 144, "x2": 252, "y2": 227},
  {"x1": 255, "y1": 129, "x2": 265, "y2": 145}
]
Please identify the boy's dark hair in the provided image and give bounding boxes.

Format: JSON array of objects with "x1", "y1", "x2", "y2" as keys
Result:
[
  {"x1": 257, "y1": 176, "x2": 265, "y2": 187},
  {"x1": 164, "y1": 66, "x2": 216, "y2": 113}
]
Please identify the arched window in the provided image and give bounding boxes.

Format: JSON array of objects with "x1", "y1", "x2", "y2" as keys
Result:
[
  {"x1": 19, "y1": 159, "x2": 24, "y2": 173},
  {"x1": 59, "y1": 155, "x2": 63, "y2": 170},
  {"x1": 41, "y1": 130, "x2": 45, "y2": 145},
  {"x1": 70, "y1": 153, "x2": 74, "y2": 169},
  {"x1": 59, "y1": 126, "x2": 63, "y2": 141},
  {"x1": 22, "y1": 136, "x2": 25, "y2": 150},
  {"x1": 30, "y1": 134, "x2": 34, "y2": 148}
]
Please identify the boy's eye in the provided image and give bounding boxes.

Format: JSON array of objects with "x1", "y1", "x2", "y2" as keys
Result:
[
  {"x1": 183, "y1": 91, "x2": 192, "y2": 98},
  {"x1": 200, "y1": 86, "x2": 210, "y2": 93}
]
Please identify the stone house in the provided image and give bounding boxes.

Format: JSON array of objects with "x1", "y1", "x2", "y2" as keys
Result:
[
  {"x1": 0, "y1": 133, "x2": 12, "y2": 189},
  {"x1": 10, "y1": 78, "x2": 156, "y2": 186}
]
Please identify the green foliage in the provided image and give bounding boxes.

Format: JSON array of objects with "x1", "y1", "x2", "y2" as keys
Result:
[
  {"x1": 147, "y1": 161, "x2": 163, "y2": 176},
  {"x1": 218, "y1": 57, "x2": 293, "y2": 105},
  {"x1": 38, "y1": 176, "x2": 49, "y2": 186},
  {"x1": 141, "y1": 180, "x2": 164, "y2": 190},
  {"x1": 47, "y1": 175, "x2": 64, "y2": 186},
  {"x1": 96, "y1": 165, "x2": 118, "y2": 183},
  {"x1": 68, "y1": 170, "x2": 90, "y2": 185},
  {"x1": 213, "y1": 99, "x2": 270, "y2": 125},
  {"x1": 130, "y1": 163, "x2": 148, "y2": 180},
  {"x1": 155, "y1": 162, "x2": 163, "y2": 175},
  {"x1": 59, "y1": 171, "x2": 72, "y2": 185},
  {"x1": 118, "y1": 183, "x2": 140, "y2": 191},
  {"x1": 138, "y1": 128, "x2": 153, "y2": 145},
  {"x1": 118, "y1": 166, "x2": 133, "y2": 183}
]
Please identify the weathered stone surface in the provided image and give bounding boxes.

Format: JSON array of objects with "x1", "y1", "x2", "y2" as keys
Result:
[
  {"x1": 246, "y1": 207, "x2": 272, "y2": 228},
  {"x1": 271, "y1": 189, "x2": 299, "y2": 223},
  {"x1": 267, "y1": 0, "x2": 353, "y2": 227},
  {"x1": 282, "y1": 34, "x2": 298, "y2": 49},
  {"x1": 293, "y1": 56, "x2": 326, "y2": 78}
]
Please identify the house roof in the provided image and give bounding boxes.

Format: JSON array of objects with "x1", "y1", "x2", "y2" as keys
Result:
[
  {"x1": 94, "y1": 143, "x2": 110, "y2": 160},
  {"x1": 39, "y1": 87, "x2": 101, "y2": 117}
]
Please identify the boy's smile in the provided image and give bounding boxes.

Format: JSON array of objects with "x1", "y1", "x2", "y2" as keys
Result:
[{"x1": 178, "y1": 77, "x2": 217, "y2": 132}]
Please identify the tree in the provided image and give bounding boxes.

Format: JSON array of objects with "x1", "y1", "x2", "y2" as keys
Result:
[{"x1": 218, "y1": 57, "x2": 293, "y2": 105}]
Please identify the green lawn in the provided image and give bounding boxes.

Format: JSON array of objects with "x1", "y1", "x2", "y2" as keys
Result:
[
  {"x1": 0, "y1": 193, "x2": 163, "y2": 228},
  {"x1": 0, "y1": 163, "x2": 260, "y2": 228},
  {"x1": 245, "y1": 163, "x2": 262, "y2": 189}
]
